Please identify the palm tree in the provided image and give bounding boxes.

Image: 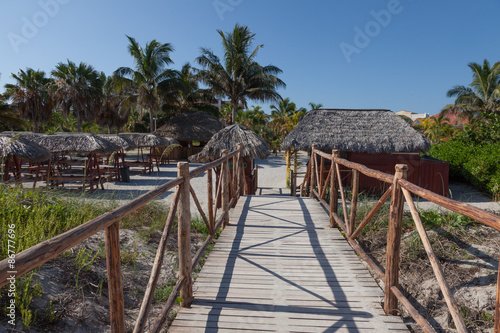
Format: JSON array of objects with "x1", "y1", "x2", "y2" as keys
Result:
[
  {"x1": 4, "y1": 68, "x2": 53, "y2": 132},
  {"x1": 196, "y1": 24, "x2": 285, "y2": 125},
  {"x1": 446, "y1": 59, "x2": 500, "y2": 117},
  {"x1": 51, "y1": 60, "x2": 102, "y2": 132},
  {"x1": 269, "y1": 97, "x2": 299, "y2": 138},
  {"x1": 308, "y1": 102, "x2": 323, "y2": 110},
  {"x1": 114, "y1": 35, "x2": 178, "y2": 132},
  {"x1": 96, "y1": 74, "x2": 131, "y2": 133},
  {"x1": 0, "y1": 94, "x2": 25, "y2": 131}
]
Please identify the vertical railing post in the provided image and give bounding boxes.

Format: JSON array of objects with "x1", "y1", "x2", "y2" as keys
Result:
[
  {"x1": 384, "y1": 164, "x2": 408, "y2": 315},
  {"x1": 310, "y1": 144, "x2": 317, "y2": 198},
  {"x1": 232, "y1": 152, "x2": 237, "y2": 202},
  {"x1": 177, "y1": 162, "x2": 192, "y2": 307},
  {"x1": 290, "y1": 170, "x2": 296, "y2": 197},
  {"x1": 348, "y1": 170, "x2": 360, "y2": 237},
  {"x1": 330, "y1": 150, "x2": 340, "y2": 227},
  {"x1": 207, "y1": 169, "x2": 214, "y2": 234},
  {"x1": 236, "y1": 143, "x2": 243, "y2": 203},
  {"x1": 221, "y1": 150, "x2": 229, "y2": 227},
  {"x1": 105, "y1": 221, "x2": 125, "y2": 333},
  {"x1": 319, "y1": 155, "x2": 324, "y2": 195}
]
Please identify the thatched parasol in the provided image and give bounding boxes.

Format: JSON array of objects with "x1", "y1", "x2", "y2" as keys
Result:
[
  {"x1": 37, "y1": 133, "x2": 120, "y2": 154},
  {"x1": 281, "y1": 109, "x2": 431, "y2": 153},
  {"x1": 154, "y1": 111, "x2": 223, "y2": 142},
  {"x1": 189, "y1": 124, "x2": 270, "y2": 162},
  {"x1": 98, "y1": 134, "x2": 136, "y2": 151},
  {"x1": 118, "y1": 133, "x2": 178, "y2": 148},
  {"x1": 0, "y1": 135, "x2": 51, "y2": 162}
]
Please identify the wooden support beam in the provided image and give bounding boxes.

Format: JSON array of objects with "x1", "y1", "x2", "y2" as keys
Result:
[
  {"x1": 221, "y1": 150, "x2": 229, "y2": 228},
  {"x1": 236, "y1": 143, "x2": 244, "y2": 201},
  {"x1": 177, "y1": 162, "x2": 192, "y2": 308},
  {"x1": 105, "y1": 221, "x2": 125, "y2": 333},
  {"x1": 402, "y1": 188, "x2": 467, "y2": 332},
  {"x1": 336, "y1": 163, "x2": 349, "y2": 225},
  {"x1": 384, "y1": 164, "x2": 407, "y2": 315},
  {"x1": 310, "y1": 145, "x2": 317, "y2": 198},
  {"x1": 207, "y1": 169, "x2": 214, "y2": 234},
  {"x1": 350, "y1": 185, "x2": 392, "y2": 240},
  {"x1": 330, "y1": 150, "x2": 340, "y2": 222},
  {"x1": 134, "y1": 188, "x2": 180, "y2": 333},
  {"x1": 348, "y1": 170, "x2": 360, "y2": 237}
]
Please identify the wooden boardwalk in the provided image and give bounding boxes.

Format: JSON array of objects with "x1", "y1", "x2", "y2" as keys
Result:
[{"x1": 169, "y1": 195, "x2": 409, "y2": 332}]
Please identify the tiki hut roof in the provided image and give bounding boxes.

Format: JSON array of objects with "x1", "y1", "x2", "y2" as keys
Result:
[
  {"x1": 154, "y1": 111, "x2": 223, "y2": 142},
  {"x1": 98, "y1": 134, "x2": 136, "y2": 151},
  {"x1": 0, "y1": 135, "x2": 51, "y2": 162},
  {"x1": 38, "y1": 133, "x2": 120, "y2": 154},
  {"x1": 189, "y1": 124, "x2": 270, "y2": 162},
  {"x1": 118, "y1": 133, "x2": 178, "y2": 148},
  {"x1": 281, "y1": 109, "x2": 431, "y2": 153},
  {"x1": 1, "y1": 131, "x2": 46, "y2": 142}
]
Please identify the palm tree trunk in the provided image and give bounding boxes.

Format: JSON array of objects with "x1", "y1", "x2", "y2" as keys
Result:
[
  {"x1": 231, "y1": 103, "x2": 237, "y2": 125},
  {"x1": 149, "y1": 111, "x2": 155, "y2": 133}
]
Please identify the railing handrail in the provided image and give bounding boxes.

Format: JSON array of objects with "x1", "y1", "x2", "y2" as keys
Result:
[
  {"x1": 307, "y1": 145, "x2": 500, "y2": 333},
  {"x1": 0, "y1": 145, "x2": 245, "y2": 333}
]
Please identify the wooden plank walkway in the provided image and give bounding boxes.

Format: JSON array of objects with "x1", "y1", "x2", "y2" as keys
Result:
[{"x1": 169, "y1": 195, "x2": 409, "y2": 332}]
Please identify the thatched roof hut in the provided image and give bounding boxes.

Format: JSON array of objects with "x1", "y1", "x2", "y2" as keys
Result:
[
  {"x1": 281, "y1": 109, "x2": 431, "y2": 153},
  {"x1": 98, "y1": 134, "x2": 136, "y2": 151},
  {"x1": 189, "y1": 125, "x2": 270, "y2": 162},
  {"x1": 118, "y1": 133, "x2": 178, "y2": 148},
  {"x1": 0, "y1": 135, "x2": 51, "y2": 162},
  {"x1": 154, "y1": 111, "x2": 223, "y2": 142},
  {"x1": 38, "y1": 133, "x2": 120, "y2": 154}
]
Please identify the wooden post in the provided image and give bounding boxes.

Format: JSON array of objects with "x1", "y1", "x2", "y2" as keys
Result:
[
  {"x1": 348, "y1": 170, "x2": 360, "y2": 237},
  {"x1": 286, "y1": 148, "x2": 291, "y2": 188},
  {"x1": 310, "y1": 144, "x2": 317, "y2": 198},
  {"x1": 232, "y1": 153, "x2": 237, "y2": 201},
  {"x1": 207, "y1": 169, "x2": 214, "y2": 234},
  {"x1": 319, "y1": 155, "x2": 324, "y2": 195},
  {"x1": 290, "y1": 171, "x2": 295, "y2": 196},
  {"x1": 332, "y1": 150, "x2": 340, "y2": 214},
  {"x1": 177, "y1": 162, "x2": 192, "y2": 307},
  {"x1": 105, "y1": 221, "x2": 125, "y2": 333},
  {"x1": 384, "y1": 164, "x2": 408, "y2": 315},
  {"x1": 221, "y1": 150, "x2": 229, "y2": 227},
  {"x1": 495, "y1": 260, "x2": 500, "y2": 333},
  {"x1": 236, "y1": 143, "x2": 245, "y2": 198}
]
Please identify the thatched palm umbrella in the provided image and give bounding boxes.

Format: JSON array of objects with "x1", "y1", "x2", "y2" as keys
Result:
[
  {"x1": 155, "y1": 111, "x2": 223, "y2": 160},
  {"x1": 118, "y1": 133, "x2": 178, "y2": 148},
  {"x1": 1, "y1": 135, "x2": 51, "y2": 183},
  {"x1": 154, "y1": 111, "x2": 223, "y2": 142},
  {"x1": 39, "y1": 133, "x2": 120, "y2": 154},
  {"x1": 281, "y1": 109, "x2": 431, "y2": 153},
  {"x1": 189, "y1": 124, "x2": 270, "y2": 162},
  {"x1": 98, "y1": 134, "x2": 136, "y2": 151}
]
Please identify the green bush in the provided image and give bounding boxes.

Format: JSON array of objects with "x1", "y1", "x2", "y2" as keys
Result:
[{"x1": 427, "y1": 140, "x2": 500, "y2": 199}]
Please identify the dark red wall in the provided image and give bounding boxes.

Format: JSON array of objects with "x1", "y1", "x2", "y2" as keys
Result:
[{"x1": 321, "y1": 152, "x2": 449, "y2": 197}]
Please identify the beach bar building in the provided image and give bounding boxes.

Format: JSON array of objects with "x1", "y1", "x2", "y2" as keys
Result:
[
  {"x1": 155, "y1": 111, "x2": 223, "y2": 159},
  {"x1": 281, "y1": 109, "x2": 449, "y2": 196}
]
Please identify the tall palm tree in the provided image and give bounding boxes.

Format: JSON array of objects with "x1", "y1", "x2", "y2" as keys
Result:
[
  {"x1": 196, "y1": 24, "x2": 285, "y2": 125},
  {"x1": 446, "y1": 59, "x2": 500, "y2": 118},
  {"x1": 4, "y1": 68, "x2": 53, "y2": 132},
  {"x1": 269, "y1": 97, "x2": 299, "y2": 138},
  {"x1": 114, "y1": 35, "x2": 178, "y2": 132},
  {"x1": 51, "y1": 60, "x2": 102, "y2": 132},
  {"x1": 96, "y1": 74, "x2": 131, "y2": 133}
]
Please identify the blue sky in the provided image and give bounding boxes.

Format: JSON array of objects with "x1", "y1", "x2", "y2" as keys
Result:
[{"x1": 1, "y1": 0, "x2": 498, "y2": 115}]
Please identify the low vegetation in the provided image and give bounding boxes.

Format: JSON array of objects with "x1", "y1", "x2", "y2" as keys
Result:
[
  {"x1": 352, "y1": 198, "x2": 499, "y2": 332},
  {"x1": 0, "y1": 184, "x2": 212, "y2": 331}
]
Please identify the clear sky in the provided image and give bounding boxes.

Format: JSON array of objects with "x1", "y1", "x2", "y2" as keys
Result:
[{"x1": 1, "y1": 0, "x2": 498, "y2": 115}]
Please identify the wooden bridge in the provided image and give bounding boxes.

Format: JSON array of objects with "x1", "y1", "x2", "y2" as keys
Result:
[
  {"x1": 1, "y1": 144, "x2": 500, "y2": 333},
  {"x1": 169, "y1": 194, "x2": 409, "y2": 332}
]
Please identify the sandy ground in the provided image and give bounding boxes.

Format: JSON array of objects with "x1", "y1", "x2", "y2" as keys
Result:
[{"x1": 18, "y1": 151, "x2": 500, "y2": 215}]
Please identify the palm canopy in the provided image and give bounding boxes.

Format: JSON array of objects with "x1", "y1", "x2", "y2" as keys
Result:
[
  {"x1": 51, "y1": 60, "x2": 102, "y2": 132},
  {"x1": 196, "y1": 23, "x2": 285, "y2": 125},
  {"x1": 4, "y1": 68, "x2": 53, "y2": 133},
  {"x1": 114, "y1": 35, "x2": 178, "y2": 132},
  {"x1": 446, "y1": 59, "x2": 500, "y2": 117}
]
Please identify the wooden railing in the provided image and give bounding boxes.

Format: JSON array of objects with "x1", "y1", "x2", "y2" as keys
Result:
[
  {"x1": 0, "y1": 143, "x2": 247, "y2": 333},
  {"x1": 303, "y1": 144, "x2": 500, "y2": 333}
]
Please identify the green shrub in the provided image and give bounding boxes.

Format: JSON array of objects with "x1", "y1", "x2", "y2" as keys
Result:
[{"x1": 427, "y1": 141, "x2": 500, "y2": 199}]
